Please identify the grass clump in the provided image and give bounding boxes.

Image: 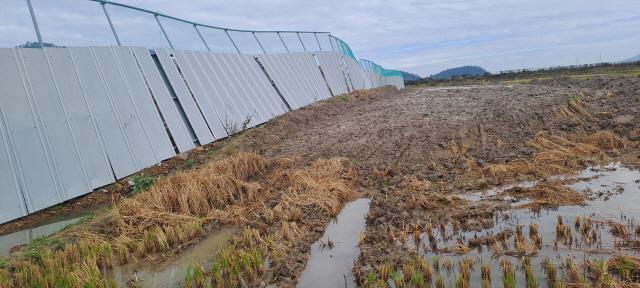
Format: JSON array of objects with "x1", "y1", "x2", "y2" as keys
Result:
[
  {"x1": 184, "y1": 263, "x2": 206, "y2": 288},
  {"x1": 129, "y1": 175, "x2": 154, "y2": 194}
]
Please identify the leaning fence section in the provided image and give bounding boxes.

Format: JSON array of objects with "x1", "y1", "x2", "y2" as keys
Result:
[{"x1": 0, "y1": 0, "x2": 406, "y2": 224}]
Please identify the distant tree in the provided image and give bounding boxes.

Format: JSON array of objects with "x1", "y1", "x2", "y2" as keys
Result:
[{"x1": 16, "y1": 41, "x2": 64, "y2": 48}]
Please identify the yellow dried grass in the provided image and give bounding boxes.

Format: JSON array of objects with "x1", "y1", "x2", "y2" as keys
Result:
[{"x1": 271, "y1": 157, "x2": 358, "y2": 216}]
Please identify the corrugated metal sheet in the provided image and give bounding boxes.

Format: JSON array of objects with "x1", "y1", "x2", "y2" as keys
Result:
[
  {"x1": 110, "y1": 47, "x2": 175, "y2": 161},
  {"x1": 44, "y1": 48, "x2": 114, "y2": 190},
  {"x1": 0, "y1": 67, "x2": 28, "y2": 222},
  {"x1": 154, "y1": 49, "x2": 215, "y2": 145},
  {"x1": 19, "y1": 48, "x2": 91, "y2": 201},
  {"x1": 315, "y1": 52, "x2": 349, "y2": 96},
  {"x1": 171, "y1": 50, "x2": 229, "y2": 138},
  {"x1": 0, "y1": 48, "x2": 63, "y2": 213},
  {"x1": 202, "y1": 53, "x2": 287, "y2": 124},
  {"x1": 91, "y1": 47, "x2": 160, "y2": 168},
  {"x1": 257, "y1": 53, "x2": 331, "y2": 109},
  {"x1": 68, "y1": 47, "x2": 139, "y2": 179},
  {"x1": 344, "y1": 57, "x2": 366, "y2": 90},
  {"x1": 203, "y1": 52, "x2": 265, "y2": 129},
  {"x1": 131, "y1": 47, "x2": 196, "y2": 153}
]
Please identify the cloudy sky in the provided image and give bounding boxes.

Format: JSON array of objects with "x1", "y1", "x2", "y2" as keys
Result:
[{"x1": 1, "y1": 0, "x2": 639, "y2": 76}]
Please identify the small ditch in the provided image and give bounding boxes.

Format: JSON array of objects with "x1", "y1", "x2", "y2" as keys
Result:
[
  {"x1": 0, "y1": 215, "x2": 86, "y2": 257},
  {"x1": 297, "y1": 198, "x2": 371, "y2": 288},
  {"x1": 108, "y1": 226, "x2": 237, "y2": 288}
]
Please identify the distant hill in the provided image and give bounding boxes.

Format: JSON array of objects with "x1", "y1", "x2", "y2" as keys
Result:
[
  {"x1": 623, "y1": 54, "x2": 640, "y2": 63},
  {"x1": 430, "y1": 65, "x2": 489, "y2": 80},
  {"x1": 400, "y1": 71, "x2": 421, "y2": 81},
  {"x1": 16, "y1": 42, "x2": 63, "y2": 48}
]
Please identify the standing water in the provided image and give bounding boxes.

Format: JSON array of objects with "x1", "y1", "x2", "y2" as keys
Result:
[
  {"x1": 298, "y1": 198, "x2": 371, "y2": 288},
  {"x1": 408, "y1": 163, "x2": 640, "y2": 287},
  {"x1": 0, "y1": 216, "x2": 85, "y2": 257},
  {"x1": 108, "y1": 226, "x2": 237, "y2": 287}
]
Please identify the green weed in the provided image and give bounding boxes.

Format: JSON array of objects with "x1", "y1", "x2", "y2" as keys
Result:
[
  {"x1": 130, "y1": 175, "x2": 154, "y2": 194},
  {"x1": 184, "y1": 263, "x2": 206, "y2": 288},
  {"x1": 502, "y1": 269, "x2": 516, "y2": 288}
]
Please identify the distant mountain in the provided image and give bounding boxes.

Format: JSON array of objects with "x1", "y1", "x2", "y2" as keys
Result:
[
  {"x1": 16, "y1": 41, "x2": 63, "y2": 48},
  {"x1": 400, "y1": 71, "x2": 421, "y2": 81},
  {"x1": 623, "y1": 54, "x2": 640, "y2": 63},
  {"x1": 430, "y1": 65, "x2": 489, "y2": 80}
]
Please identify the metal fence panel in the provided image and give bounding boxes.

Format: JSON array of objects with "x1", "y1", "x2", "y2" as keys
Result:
[
  {"x1": 258, "y1": 53, "x2": 316, "y2": 109},
  {"x1": 0, "y1": 100, "x2": 27, "y2": 223},
  {"x1": 292, "y1": 53, "x2": 332, "y2": 101},
  {"x1": 255, "y1": 54, "x2": 303, "y2": 109},
  {"x1": 0, "y1": 48, "x2": 62, "y2": 212},
  {"x1": 111, "y1": 47, "x2": 175, "y2": 161},
  {"x1": 131, "y1": 47, "x2": 196, "y2": 153},
  {"x1": 90, "y1": 46, "x2": 158, "y2": 168},
  {"x1": 315, "y1": 52, "x2": 349, "y2": 96},
  {"x1": 235, "y1": 54, "x2": 288, "y2": 117},
  {"x1": 19, "y1": 48, "x2": 91, "y2": 200},
  {"x1": 172, "y1": 50, "x2": 228, "y2": 138},
  {"x1": 45, "y1": 48, "x2": 114, "y2": 190},
  {"x1": 222, "y1": 53, "x2": 276, "y2": 124},
  {"x1": 210, "y1": 53, "x2": 264, "y2": 129},
  {"x1": 190, "y1": 52, "x2": 245, "y2": 132},
  {"x1": 68, "y1": 47, "x2": 138, "y2": 179},
  {"x1": 344, "y1": 57, "x2": 366, "y2": 90},
  {"x1": 287, "y1": 53, "x2": 325, "y2": 101},
  {"x1": 154, "y1": 49, "x2": 215, "y2": 145}
]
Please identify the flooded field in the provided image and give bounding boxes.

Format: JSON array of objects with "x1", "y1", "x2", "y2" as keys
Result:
[{"x1": 394, "y1": 163, "x2": 640, "y2": 287}]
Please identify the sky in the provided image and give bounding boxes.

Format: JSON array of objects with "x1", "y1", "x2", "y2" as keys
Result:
[{"x1": 1, "y1": 0, "x2": 639, "y2": 77}]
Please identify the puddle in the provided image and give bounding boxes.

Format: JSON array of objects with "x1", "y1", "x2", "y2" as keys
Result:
[
  {"x1": 0, "y1": 215, "x2": 86, "y2": 257},
  {"x1": 298, "y1": 198, "x2": 371, "y2": 288},
  {"x1": 459, "y1": 180, "x2": 538, "y2": 202},
  {"x1": 108, "y1": 226, "x2": 237, "y2": 288},
  {"x1": 407, "y1": 163, "x2": 640, "y2": 286}
]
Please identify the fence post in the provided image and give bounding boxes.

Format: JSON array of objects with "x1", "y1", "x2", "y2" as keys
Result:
[
  {"x1": 296, "y1": 32, "x2": 307, "y2": 52},
  {"x1": 154, "y1": 15, "x2": 174, "y2": 49},
  {"x1": 328, "y1": 35, "x2": 336, "y2": 52},
  {"x1": 193, "y1": 25, "x2": 211, "y2": 52},
  {"x1": 277, "y1": 32, "x2": 290, "y2": 53},
  {"x1": 252, "y1": 32, "x2": 267, "y2": 54},
  {"x1": 225, "y1": 30, "x2": 242, "y2": 54},
  {"x1": 314, "y1": 33, "x2": 323, "y2": 51},
  {"x1": 100, "y1": 3, "x2": 122, "y2": 46},
  {"x1": 25, "y1": 0, "x2": 44, "y2": 48}
]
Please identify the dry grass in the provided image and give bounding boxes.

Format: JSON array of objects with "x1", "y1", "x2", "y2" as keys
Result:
[
  {"x1": 556, "y1": 98, "x2": 592, "y2": 120},
  {"x1": 583, "y1": 131, "x2": 632, "y2": 150},
  {"x1": 475, "y1": 131, "x2": 630, "y2": 183},
  {"x1": 504, "y1": 180, "x2": 586, "y2": 208},
  {"x1": 1, "y1": 152, "x2": 360, "y2": 287},
  {"x1": 270, "y1": 157, "x2": 358, "y2": 217}
]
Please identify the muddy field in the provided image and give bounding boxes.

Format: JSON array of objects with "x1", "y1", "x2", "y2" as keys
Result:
[{"x1": 1, "y1": 75, "x2": 639, "y2": 287}]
